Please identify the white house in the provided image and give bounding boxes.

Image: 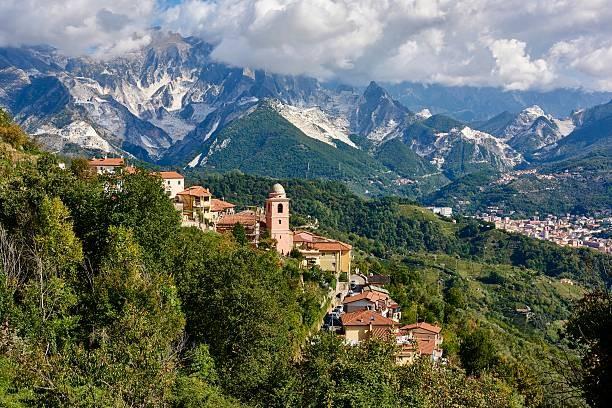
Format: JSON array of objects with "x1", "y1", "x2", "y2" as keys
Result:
[
  {"x1": 88, "y1": 157, "x2": 126, "y2": 174},
  {"x1": 157, "y1": 171, "x2": 185, "y2": 199}
]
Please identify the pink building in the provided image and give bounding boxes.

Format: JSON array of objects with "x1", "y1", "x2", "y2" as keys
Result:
[{"x1": 265, "y1": 183, "x2": 293, "y2": 255}]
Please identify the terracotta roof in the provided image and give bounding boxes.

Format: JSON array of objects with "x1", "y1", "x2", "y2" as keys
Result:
[
  {"x1": 369, "y1": 326, "x2": 394, "y2": 340},
  {"x1": 415, "y1": 338, "x2": 438, "y2": 355},
  {"x1": 293, "y1": 231, "x2": 352, "y2": 251},
  {"x1": 157, "y1": 171, "x2": 184, "y2": 179},
  {"x1": 177, "y1": 186, "x2": 212, "y2": 198},
  {"x1": 343, "y1": 291, "x2": 389, "y2": 305},
  {"x1": 211, "y1": 198, "x2": 236, "y2": 212},
  {"x1": 217, "y1": 211, "x2": 259, "y2": 227},
  {"x1": 312, "y1": 241, "x2": 352, "y2": 251},
  {"x1": 395, "y1": 334, "x2": 441, "y2": 356},
  {"x1": 400, "y1": 322, "x2": 442, "y2": 334},
  {"x1": 340, "y1": 310, "x2": 397, "y2": 327},
  {"x1": 89, "y1": 158, "x2": 124, "y2": 167}
]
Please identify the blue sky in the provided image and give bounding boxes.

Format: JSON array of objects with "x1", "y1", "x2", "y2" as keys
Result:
[{"x1": 1, "y1": 0, "x2": 612, "y2": 91}]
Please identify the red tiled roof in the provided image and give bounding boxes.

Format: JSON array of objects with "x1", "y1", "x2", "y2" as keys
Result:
[
  {"x1": 312, "y1": 241, "x2": 352, "y2": 251},
  {"x1": 217, "y1": 211, "x2": 259, "y2": 227},
  {"x1": 343, "y1": 291, "x2": 389, "y2": 305},
  {"x1": 89, "y1": 158, "x2": 124, "y2": 167},
  {"x1": 211, "y1": 198, "x2": 236, "y2": 212},
  {"x1": 177, "y1": 186, "x2": 212, "y2": 198},
  {"x1": 415, "y1": 338, "x2": 437, "y2": 355},
  {"x1": 157, "y1": 171, "x2": 184, "y2": 179},
  {"x1": 340, "y1": 310, "x2": 397, "y2": 327},
  {"x1": 400, "y1": 322, "x2": 442, "y2": 334},
  {"x1": 369, "y1": 326, "x2": 394, "y2": 340},
  {"x1": 293, "y1": 231, "x2": 352, "y2": 251}
]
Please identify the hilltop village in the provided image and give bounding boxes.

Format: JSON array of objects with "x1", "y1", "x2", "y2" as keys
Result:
[{"x1": 88, "y1": 157, "x2": 444, "y2": 364}]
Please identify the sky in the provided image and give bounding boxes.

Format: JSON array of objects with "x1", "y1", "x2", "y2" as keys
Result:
[{"x1": 1, "y1": 0, "x2": 612, "y2": 91}]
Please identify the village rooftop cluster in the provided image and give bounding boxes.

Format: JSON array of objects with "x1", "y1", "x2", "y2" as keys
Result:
[
  {"x1": 477, "y1": 210, "x2": 612, "y2": 254},
  {"x1": 88, "y1": 157, "x2": 445, "y2": 364}
]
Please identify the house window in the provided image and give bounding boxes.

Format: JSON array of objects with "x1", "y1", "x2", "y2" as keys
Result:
[
  {"x1": 279, "y1": 220, "x2": 282, "y2": 225},
  {"x1": 277, "y1": 203, "x2": 283, "y2": 213},
  {"x1": 178, "y1": 180, "x2": 181, "y2": 185}
]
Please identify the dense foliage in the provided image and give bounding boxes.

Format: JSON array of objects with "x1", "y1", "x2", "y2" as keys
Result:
[{"x1": 1, "y1": 113, "x2": 610, "y2": 407}]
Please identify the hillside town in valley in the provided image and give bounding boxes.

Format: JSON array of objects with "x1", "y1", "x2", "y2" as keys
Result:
[
  {"x1": 87, "y1": 157, "x2": 445, "y2": 365},
  {"x1": 477, "y1": 210, "x2": 612, "y2": 254}
]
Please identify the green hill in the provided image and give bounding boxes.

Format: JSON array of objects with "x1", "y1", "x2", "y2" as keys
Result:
[
  {"x1": 374, "y1": 138, "x2": 439, "y2": 177},
  {"x1": 193, "y1": 104, "x2": 403, "y2": 194}
]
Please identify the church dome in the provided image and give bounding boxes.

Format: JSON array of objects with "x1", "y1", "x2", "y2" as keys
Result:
[{"x1": 270, "y1": 183, "x2": 285, "y2": 195}]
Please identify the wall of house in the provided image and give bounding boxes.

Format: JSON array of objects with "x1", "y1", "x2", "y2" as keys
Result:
[
  {"x1": 319, "y1": 250, "x2": 351, "y2": 274},
  {"x1": 340, "y1": 251, "x2": 351, "y2": 274},
  {"x1": 410, "y1": 328, "x2": 441, "y2": 345},
  {"x1": 163, "y1": 178, "x2": 184, "y2": 199},
  {"x1": 344, "y1": 326, "x2": 370, "y2": 344},
  {"x1": 345, "y1": 300, "x2": 375, "y2": 313}
]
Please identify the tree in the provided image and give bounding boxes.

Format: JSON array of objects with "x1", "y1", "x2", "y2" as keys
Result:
[
  {"x1": 35, "y1": 196, "x2": 83, "y2": 273},
  {"x1": 83, "y1": 225, "x2": 185, "y2": 406},
  {"x1": 102, "y1": 171, "x2": 181, "y2": 272},
  {"x1": 459, "y1": 327, "x2": 499, "y2": 376},
  {"x1": 69, "y1": 158, "x2": 94, "y2": 179},
  {"x1": 565, "y1": 290, "x2": 612, "y2": 407},
  {"x1": 0, "y1": 109, "x2": 34, "y2": 150},
  {"x1": 172, "y1": 228, "x2": 302, "y2": 402},
  {"x1": 231, "y1": 223, "x2": 248, "y2": 245}
]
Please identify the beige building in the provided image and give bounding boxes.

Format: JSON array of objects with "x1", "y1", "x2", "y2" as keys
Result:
[
  {"x1": 293, "y1": 231, "x2": 352, "y2": 274},
  {"x1": 175, "y1": 186, "x2": 212, "y2": 225},
  {"x1": 340, "y1": 310, "x2": 398, "y2": 345}
]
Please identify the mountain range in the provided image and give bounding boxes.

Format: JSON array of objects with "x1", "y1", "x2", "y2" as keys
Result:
[{"x1": 1, "y1": 30, "x2": 611, "y2": 199}]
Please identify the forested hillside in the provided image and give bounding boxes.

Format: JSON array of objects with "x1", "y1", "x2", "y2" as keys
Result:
[{"x1": 1, "y1": 111, "x2": 611, "y2": 407}]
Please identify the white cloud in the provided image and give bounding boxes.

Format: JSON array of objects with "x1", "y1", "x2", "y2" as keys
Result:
[
  {"x1": 0, "y1": 0, "x2": 156, "y2": 56},
  {"x1": 488, "y1": 39, "x2": 555, "y2": 90},
  {"x1": 1, "y1": 0, "x2": 612, "y2": 90}
]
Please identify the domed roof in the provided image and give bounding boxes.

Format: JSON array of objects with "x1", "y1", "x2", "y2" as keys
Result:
[{"x1": 270, "y1": 183, "x2": 285, "y2": 194}]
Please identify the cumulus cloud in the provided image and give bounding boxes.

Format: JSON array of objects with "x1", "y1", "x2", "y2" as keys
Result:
[
  {"x1": 2, "y1": 0, "x2": 612, "y2": 90},
  {"x1": 0, "y1": 0, "x2": 155, "y2": 56},
  {"x1": 488, "y1": 39, "x2": 555, "y2": 91}
]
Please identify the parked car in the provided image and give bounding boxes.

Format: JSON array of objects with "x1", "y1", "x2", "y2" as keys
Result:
[{"x1": 323, "y1": 314, "x2": 341, "y2": 328}]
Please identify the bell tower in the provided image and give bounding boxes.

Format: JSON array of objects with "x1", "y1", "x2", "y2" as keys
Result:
[{"x1": 266, "y1": 183, "x2": 293, "y2": 255}]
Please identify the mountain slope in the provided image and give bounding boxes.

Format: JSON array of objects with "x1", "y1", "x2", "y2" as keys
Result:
[
  {"x1": 374, "y1": 138, "x2": 439, "y2": 178},
  {"x1": 475, "y1": 105, "x2": 575, "y2": 157},
  {"x1": 354, "y1": 81, "x2": 414, "y2": 142},
  {"x1": 402, "y1": 114, "x2": 522, "y2": 178},
  {"x1": 536, "y1": 100, "x2": 612, "y2": 162},
  {"x1": 190, "y1": 104, "x2": 393, "y2": 185}
]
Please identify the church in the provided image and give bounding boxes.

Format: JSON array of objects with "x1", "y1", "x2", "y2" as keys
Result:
[
  {"x1": 265, "y1": 183, "x2": 293, "y2": 255},
  {"x1": 212, "y1": 183, "x2": 352, "y2": 274}
]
